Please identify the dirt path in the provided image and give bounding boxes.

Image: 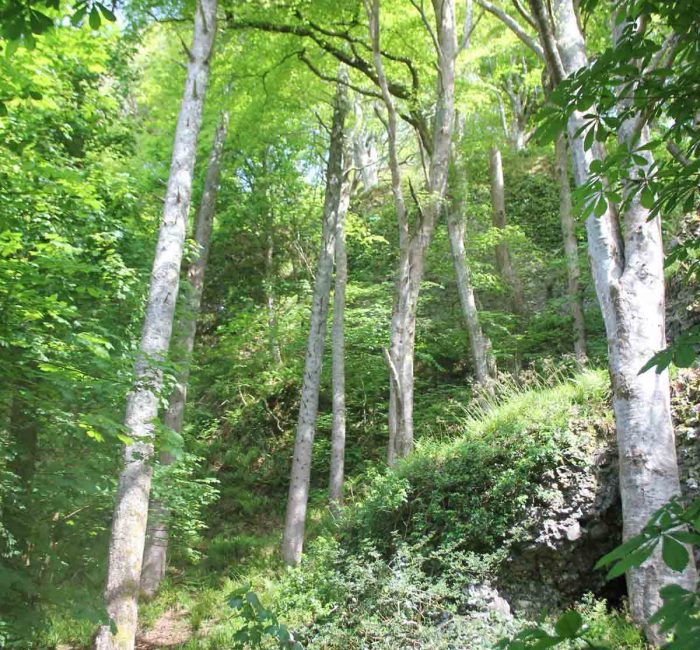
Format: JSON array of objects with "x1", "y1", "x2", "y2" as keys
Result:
[{"x1": 135, "y1": 609, "x2": 192, "y2": 649}]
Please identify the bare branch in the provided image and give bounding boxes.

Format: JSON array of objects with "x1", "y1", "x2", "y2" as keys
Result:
[
  {"x1": 511, "y1": 0, "x2": 536, "y2": 30},
  {"x1": 458, "y1": 0, "x2": 474, "y2": 53},
  {"x1": 298, "y1": 51, "x2": 383, "y2": 99},
  {"x1": 476, "y1": 0, "x2": 544, "y2": 60},
  {"x1": 410, "y1": 0, "x2": 441, "y2": 58},
  {"x1": 628, "y1": 32, "x2": 681, "y2": 143},
  {"x1": 526, "y1": 0, "x2": 565, "y2": 83},
  {"x1": 364, "y1": 0, "x2": 409, "y2": 242},
  {"x1": 666, "y1": 141, "x2": 690, "y2": 168}
]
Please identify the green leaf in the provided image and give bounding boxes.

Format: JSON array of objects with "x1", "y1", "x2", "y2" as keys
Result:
[
  {"x1": 71, "y1": 6, "x2": 88, "y2": 26},
  {"x1": 554, "y1": 610, "x2": 583, "y2": 638},
  {"x1": 5, "y1": 38, "x2": 20, "y2": 58},
  {"x1": 662, "y1": 535, "x2": 689, "y2": 571},
  {"x1": 607, "y1": 541, "x2": 657, "y2": 579},
  {"x1": 246, "y1": 591, "x2": 261, "y2": 609},
  {"x1": 595, "y1": 534, "x2": 646, "y2": 569},
  {"x1": 640, "y1": 185, "x2": 655, "y2": 209},
  {"x1": 638, "y1": 348, "x2": 673, "y2": 375},
  {"x1": 673, "y1": 344, "x2": 697, "y2": 368},
  {"x1": 594, "y1": 196, "x2": 607, "y2": 217},
  {"x1": 89, "y1": 6, "x2": 101, "y2": 29},
  {"x1": 97, "y1": 3, "x2": 116, "y2": 22}
]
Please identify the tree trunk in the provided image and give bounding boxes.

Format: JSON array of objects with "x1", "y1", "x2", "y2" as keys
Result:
[
  {"x1": 352, "y1": 99, "x2": 379, "y2": 191},
  {"x1": 446, "y1": 201, "x2": 496, "y2": 385},
  {"x1": 531, "y1": 0, "x2": 697, "y2": 639},
  {"x1": 139, "y1": 109, "x2": 228, "y2": 600},
  {"x1": 281, "y1": 69, "x2": 349, "y2": 566},
  {"x1": 555, "y1": 134, "x2": 587, "y2": 364},
  {"x1": 489, "y1": 146, "x2": 526, "y2": 315},
  {"x1": 367, "y1": 0, "x2": 457, "y2": 464},
  {"x1": 328, "y1": 154, "x2": 352, "y2": 512},
  {"x1": 94, "y1": 2, "x2": 217, "y2": 647}
]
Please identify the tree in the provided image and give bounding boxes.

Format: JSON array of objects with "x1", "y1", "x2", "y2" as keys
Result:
[
  {"x1": 94, "y1": 1, "x2": 218, "y2": 646},
  {"x1": 366, "y1": 0, "x2": 458, "y2": 463},
  {"x1": 519, "y1": 0, "x2": 697, "y2": 638},
  {"x1": 140, "y1": 108, "x2": 230, "y2": 600},
  {"x1": 281, "y1": 67, "x2": 350, "y2": 566},
  {"x1": 328, "y1": 143, "x2": 353, "y2": 513},
  {"x1": 489, "y1": 145, "x2": 526, "y2": 316},
  {"x1": 446, "y1": 143, "x2": 496, "y2": 385},
  {"x1": 554, "y1": 134, "x2": 587, "y2": 364}
]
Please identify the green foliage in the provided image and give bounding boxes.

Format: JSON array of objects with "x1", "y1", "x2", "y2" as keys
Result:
[
  {"x1": 339, "y1": 371, "x2": 609, "y2": 558},
  {"x1": 228, "y1": 586, "x2": 303, "y2": 649},
  {"x1": 0, "y1": 0, "x2": 116, "y2": 54}
]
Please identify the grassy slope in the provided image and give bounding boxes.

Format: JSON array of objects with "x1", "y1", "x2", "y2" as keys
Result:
[{"x1": 125, "y1": 370, "x2": 644, "y2": 650}]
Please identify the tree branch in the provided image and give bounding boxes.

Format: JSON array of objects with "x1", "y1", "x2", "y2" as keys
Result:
[
  {"x1": 298, "y1": 51, "x2": 383, "y2": 99},
  {"x1": 476, "y1": 0, "x2": 544, "y2": 60},
  {"x1": 511, "y1": 0, "x2": 536, "y2": 30}
]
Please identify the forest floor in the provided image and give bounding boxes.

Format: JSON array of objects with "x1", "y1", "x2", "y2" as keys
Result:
[{"x1": 135, "y1": 609, "x2": 191, "y2": 649}]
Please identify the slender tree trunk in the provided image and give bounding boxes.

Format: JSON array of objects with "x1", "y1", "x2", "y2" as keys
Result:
[
  {"x1": 139, "y1": 109, "x2": 228, "y2": 600},
  {"x1": 367, "y1": 0, "x2": 457, "y2": 464},
  {"x1": 489, "y1": 146, "x2": 526, "y2": 315},
  {"x1": 94, "y1": 3, "x2": 217, "y2": 647},
  {"x1": 281, "y1": 69, "x2": 349, "y2": 566},
  {"x1": 528, "y1": 0, "x2": 697, "y2": 639},
  {"x1": 446, "y1": 201, "x2": 496, "y2": 385},
  {"x1": 328, "y1": 155, "x2": 352, "y2": 512},
  {"x1": 353, "y1": 99, "x2": 379, "y2": 192},
  {"x1": 555, "y1": 134, "x2": 587, "y2": 363},
  {"x1": 264, "y1": 207, "x2": 283, "y2": 366}
]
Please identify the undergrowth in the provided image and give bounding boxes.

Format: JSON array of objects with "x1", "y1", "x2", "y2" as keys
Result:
[{"x1": 122, "y1": 370, "x2": 645, "y2": 649}]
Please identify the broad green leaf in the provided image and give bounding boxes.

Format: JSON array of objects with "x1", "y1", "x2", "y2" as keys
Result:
[
  {"x1": 640, "y1": 185, "x2": 655, "y2": 209},
  {"x1": 554, "y1": 610, "x2": 582, "y2": 638},
  {"x1": 662, "y1": 535, "x2": 689, "y2": 571},
  {"x1": 607, "y1": 541, "x2": 657, "y2": 579},
  {"x1": 89, "y1": 6, "x2": 101, "y2": 30}
]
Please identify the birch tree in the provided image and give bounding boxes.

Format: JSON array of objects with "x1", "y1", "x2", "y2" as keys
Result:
[
  {"x1": 489, "y1": 0, "x2": 697, "y2": 638},
  {"x1": 489, "y1": 146, "x2": 526, "y2": 316},
  {"x1": 353, "y1": 99, "x2": 379, "y2": 192},
  {"x1": 94, "y1": 1, "x2": 217, "y2": 647},
  {"x1": 139, "y1": 109, "x2": 229, "y2": 600},
  {"x1": 328, "y1": 151, "x2": 353, "y2": 512},
  {"x1": 366, "y1": 0, "x2": 458, "y2": 463},
  {"x1": 555, "y1": 134, "x2": 587, "y2": 364},
  {"x1": 281, "y1": 68, "x2": 350, "y2": 566},
  {"x1": 446, "y1": 172, "x2": 496, "y2": 385}
]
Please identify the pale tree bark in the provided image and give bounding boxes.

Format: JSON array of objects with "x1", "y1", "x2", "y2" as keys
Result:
[
  {"x1": 526, "y1": 0, "x2": 697, "y2": 639},
  {"x1": 328, "y1": 152, "x2": 353, "y2": 512},
  {"x1": 365, "y1": 0, "x2": 457, "y2": 464},
  {"x1": 500, "y1": 58, "x2": 539, "y2": 152},
  {"x1": 93, "y1": 2, "x2": 217, "y2": 647},
  {"x1": 139, "y1": 109, "x2": 229, "y2": 600},
  {"x1": 489, "y1": 146, "x2": 526, "y2": 315},
  {"x1": 281, "y1": 68, "x2": 350, "y2": 566},
  {"x1": 353, "y1": 98, "x2": 379, "y2": 191},
  {"x1": 446, "y1": 190, "x2": 496, "y2": 385},
  {"x1": 555, "y1": 134, "x2": 587, "y2": 364}
]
